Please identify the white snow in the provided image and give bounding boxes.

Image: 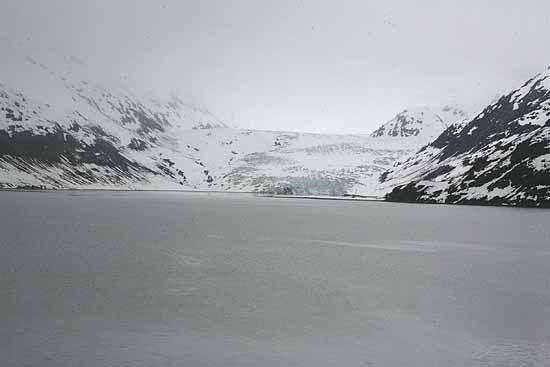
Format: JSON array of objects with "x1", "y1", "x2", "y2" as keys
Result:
[{"x1": 531, "y1": 154, "x2": 550, "y2": 171}]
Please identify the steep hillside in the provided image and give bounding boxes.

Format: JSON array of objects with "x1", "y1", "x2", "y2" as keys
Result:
[
  {"x1": 0, "y1": 50, "x2": 227, "y2": 190},
  {"x1": 383, "y1": 67, "x2": 550, "y2": 207}
]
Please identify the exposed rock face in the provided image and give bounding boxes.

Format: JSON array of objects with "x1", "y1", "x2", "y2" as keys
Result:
[{"x1": 383, "y1": 67, "x2": 550, "y2": 207}]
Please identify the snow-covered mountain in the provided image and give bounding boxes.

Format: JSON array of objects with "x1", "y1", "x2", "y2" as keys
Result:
[
  {"x1": 371, "y1": 106, "x2": 468, "y2": 144},
  {"x1": 0, "y1": 49, "x2": 460, "y2": 195},
  {"x1": 382, "y1": 67, "x2": 550, "y2": 207}
]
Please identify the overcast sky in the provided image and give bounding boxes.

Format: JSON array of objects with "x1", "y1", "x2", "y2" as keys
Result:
[{"x1": 2, "y1": 0, "x2": 550, "y2": 133}]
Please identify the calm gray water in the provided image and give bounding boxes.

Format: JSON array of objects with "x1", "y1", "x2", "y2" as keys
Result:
[{"x1": 2, "y1": 191, "x2": 550, "y2": 366}]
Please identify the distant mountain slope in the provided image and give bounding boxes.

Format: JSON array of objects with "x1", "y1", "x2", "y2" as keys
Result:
[
  {"x1": 371, "y1": 106, "x2": 468, "y2": 144},
  {"x1": 0, "y1": 49, "x2": 461, "y2": 195},
  {"x1": 383, "y1": 67, "x2": 550, "y2": 207},
  {"x1": 0, "y1": 49, "x2": 227, "y2": 190}
]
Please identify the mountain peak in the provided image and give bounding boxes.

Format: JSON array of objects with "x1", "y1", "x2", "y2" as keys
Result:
[{"x1": 370, "y1": 105, "x2": 468, "y2": 146}]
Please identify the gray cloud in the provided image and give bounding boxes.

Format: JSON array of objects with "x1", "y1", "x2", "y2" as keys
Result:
[{"x1": 2, "y1": 0, "x2": 550, "y2": 133}]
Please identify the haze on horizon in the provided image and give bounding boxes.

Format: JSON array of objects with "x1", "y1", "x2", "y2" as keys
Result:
[{"x1": 2, "y1": 0, "x2": 550, "y2": 134}]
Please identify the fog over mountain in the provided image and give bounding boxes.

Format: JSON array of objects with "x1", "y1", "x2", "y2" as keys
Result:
[
  {"x1": 0, "y1": 49, "x2": 464, "y2": 194},
  {"x1": 2, "y1": 0, "x2": 550, "y2": 134}
]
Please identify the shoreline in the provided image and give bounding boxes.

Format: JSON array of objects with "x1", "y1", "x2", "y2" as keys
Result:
[
  {"x1": 2, "y1": 188, "x2": 548, "y2": 209},
  {"x1": 0, "y1": 188, "x2": 384, "y2": 202}
]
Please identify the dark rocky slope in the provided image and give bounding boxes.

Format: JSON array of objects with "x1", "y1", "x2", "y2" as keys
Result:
[{"x1": 383, "y1": 67, "x2": 550, "y2": 207}]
